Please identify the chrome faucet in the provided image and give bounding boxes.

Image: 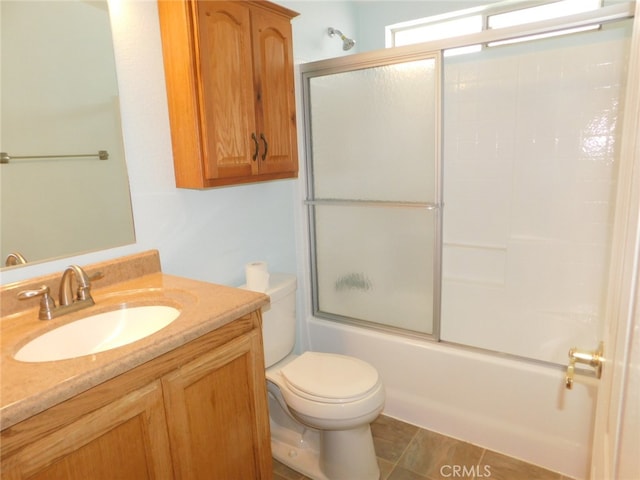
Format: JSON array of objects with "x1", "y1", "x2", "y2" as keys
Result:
[
  {"x1": 18, "y1": 265, "x2": 102, "y2": 320},
  {"x1": 59, "y1": 265, "x2": 93, "y2": 307}
]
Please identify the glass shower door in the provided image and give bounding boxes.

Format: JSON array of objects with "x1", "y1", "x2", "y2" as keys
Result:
[{"x1": 304, "y1": 54, "x2": 441, "y2": 336}]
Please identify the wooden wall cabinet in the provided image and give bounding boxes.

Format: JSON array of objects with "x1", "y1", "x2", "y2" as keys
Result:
[
  {"x1": 1, "y1": 313, "x2": 272, "y2": 479},
  {"x1": 158, "y1": 0, "x2": 299, "y2": 189}
]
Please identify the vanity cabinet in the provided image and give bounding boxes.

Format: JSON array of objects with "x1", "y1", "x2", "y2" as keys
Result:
[
  {"x1": 0, "y1": 312, "x2": 272, "y2": 479},
  {"x1": 162, "y1": 329, "x2": 271, "y2": 479},
  {"x1": 0, "y1": 382, "x2": 172, "y2": 480},
  {"x1": 158, "y1": 0, "x2": 299, "y2": 189}
]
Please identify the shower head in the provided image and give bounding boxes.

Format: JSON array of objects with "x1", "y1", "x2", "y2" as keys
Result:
[{"x1": 328, "y1": 27, "x2": 356, "y2": 51}]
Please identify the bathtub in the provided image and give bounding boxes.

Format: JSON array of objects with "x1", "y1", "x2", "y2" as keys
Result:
[{"x1": 305, "y1": 317, "x2": 597, "y2": 479}]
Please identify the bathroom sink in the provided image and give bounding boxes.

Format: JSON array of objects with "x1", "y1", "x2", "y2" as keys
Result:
[{"x1": 14, "y1": 305, "x2": 180, "y2": 362}]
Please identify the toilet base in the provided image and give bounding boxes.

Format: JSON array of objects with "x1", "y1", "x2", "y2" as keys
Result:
[
  {"x1": 266, "y1": 365, "x2": 382, "y2": 480},
  {"x1": 271, "y1": 426, "x2": 328, "y2": 480},
  {"x1": 320, "y1": 425, "x2": 379, "y2": 480},
  {"x1": 270, "y1": 420, "x2": 380, "y2": 480}
]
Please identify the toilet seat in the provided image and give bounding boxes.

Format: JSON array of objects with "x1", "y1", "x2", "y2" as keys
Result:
[
  {"x1": 266, "y1": 352, "x2": 385, "y2": 425},
  {"x1": 280, "y1": 352, "x2": 380, "y2": 403}
]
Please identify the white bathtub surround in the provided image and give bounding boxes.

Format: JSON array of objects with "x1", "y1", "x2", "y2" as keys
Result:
[{"x1": 441, "y1": 22, "x2": 632, "y2": 365}]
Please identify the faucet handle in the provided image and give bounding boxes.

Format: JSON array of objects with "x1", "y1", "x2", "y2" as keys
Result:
[
  {"x1": 88, "y1": 271, "x2": 104, "y2": 282},
  {"x1": 18, "y1": 285, "x2": 57, "y2": 320},
  {"x1": 77, "y1": 271, "x2": 103, "y2": 301},
  {"x1": 18, "y1": 284, "x2": 50, "y2": 300}
]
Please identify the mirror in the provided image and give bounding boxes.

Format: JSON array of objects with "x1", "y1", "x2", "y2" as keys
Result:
[{"x1": 0, "y1": 0, "x2": 135, "y2": 268}]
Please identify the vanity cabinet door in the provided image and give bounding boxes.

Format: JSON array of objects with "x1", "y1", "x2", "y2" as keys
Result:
[
  {"x1": 1, "y1": 381, "x2": 172, "y2": 480},
  {"x1": 161, "y1": 329, "x2": 272, "y2": 479}
]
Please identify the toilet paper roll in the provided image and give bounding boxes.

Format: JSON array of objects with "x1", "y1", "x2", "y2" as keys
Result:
[{"x1": 245, "y1": 261, "x2": 270, "y2": 292}]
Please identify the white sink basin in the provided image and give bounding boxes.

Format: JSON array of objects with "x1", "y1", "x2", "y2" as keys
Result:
[{"x1": 15, "y1": 305, "x2": 180, "y2": 362}]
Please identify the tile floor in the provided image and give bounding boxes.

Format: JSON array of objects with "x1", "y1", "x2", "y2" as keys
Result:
[{"x1": 273, "y1": 414, "x2": 574, "y2": 480}]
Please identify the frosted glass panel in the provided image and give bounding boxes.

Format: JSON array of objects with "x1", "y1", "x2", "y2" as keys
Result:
[
  {"x1": 309, "y1": 59, "x2": 437, "y2": 202},
  {"x1": 314, "y1": 205, "x2": 436, "y2": 335}
]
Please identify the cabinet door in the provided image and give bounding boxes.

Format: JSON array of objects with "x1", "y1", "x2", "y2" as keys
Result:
[
  {"x1": 251, "y1": 6, "x2": 299, "y2": 176},
  {"x1": 196, "y1": 1, "x2": 258, "y2": 180},
  {"x1": 1, "y1": 382, "x2": 172, "y2": 480},
  {"x1": 162, "y1": 330, "x2": 272, "y2": 480}
]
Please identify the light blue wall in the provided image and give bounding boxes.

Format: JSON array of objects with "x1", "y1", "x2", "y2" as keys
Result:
[{"x1": 281, "y1": 1, "x2": 359, "y2": 61}]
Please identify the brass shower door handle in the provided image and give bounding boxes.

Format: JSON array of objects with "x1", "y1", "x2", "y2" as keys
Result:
[{"x1": 565, "y1": 342, "x2": 604, "y2": 389}]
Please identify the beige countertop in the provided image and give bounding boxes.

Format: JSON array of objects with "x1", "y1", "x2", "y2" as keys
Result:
[{"x1": 0, "y1": 251, "x2": 269, "y2": 430}]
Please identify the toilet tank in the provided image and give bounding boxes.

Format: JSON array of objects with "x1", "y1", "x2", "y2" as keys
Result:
[{"x1": 244, "y1": 273, "x2": 297, "y2": 368}]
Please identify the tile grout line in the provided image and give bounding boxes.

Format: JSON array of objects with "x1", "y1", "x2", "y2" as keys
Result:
[
  {"x1": 474, "y1": 449, "x2": 488, "y2": 480},
  {"x1": 388, "y1": 428, "x2": 422, "y2": 479}
]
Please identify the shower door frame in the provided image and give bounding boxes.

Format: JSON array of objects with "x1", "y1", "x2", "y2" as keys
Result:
[
  {"x1": 300, "y1": 1, "x2": 636, "y2": 348},
  {"x1": 301, "y1": 50, "x2": 444, "y2": 341}
]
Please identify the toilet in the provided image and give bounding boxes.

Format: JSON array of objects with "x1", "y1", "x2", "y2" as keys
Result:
[{"x1": 248, "y1": 274, "x2": 385, "y2": 480}]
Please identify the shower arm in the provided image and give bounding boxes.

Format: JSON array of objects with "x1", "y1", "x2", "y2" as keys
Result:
[{"x1": 328, "y1": 27, "x2": 345, "y2": 40}]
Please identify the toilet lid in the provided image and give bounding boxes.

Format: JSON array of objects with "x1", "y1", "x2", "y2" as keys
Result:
[{"x1": 280, "y1": 352, "x2": 379, "y2": 402}]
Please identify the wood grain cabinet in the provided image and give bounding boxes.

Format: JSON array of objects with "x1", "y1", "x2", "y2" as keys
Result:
[
  {"x1": 158, "y1": 0, "x2": 299, "y2": 189},
  {"x1": 1, "y1": 312, "x2": 272, "y2": 479},
  {"x1": 1, "y1": 382, "x2": 173, "y2": 480},
  {"x1": 162, "y1": 329, "x2": 271, "y2": 479}
]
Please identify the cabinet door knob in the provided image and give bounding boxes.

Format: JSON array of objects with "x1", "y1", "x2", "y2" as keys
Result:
[
  {"x1": 260, "y1": 133, "x2": 268, "y2": 161},
  {"x1": 251, "y1": 133, "x2": 259, "y2": 161}
]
